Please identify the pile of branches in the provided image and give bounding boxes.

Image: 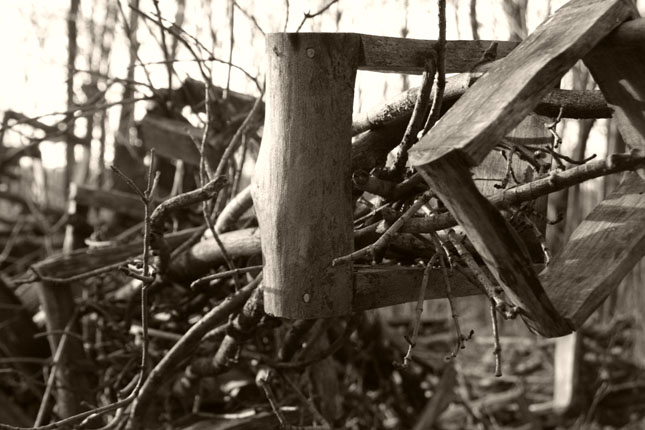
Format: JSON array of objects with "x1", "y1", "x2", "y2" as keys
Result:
[{"x1": 2, "y1": 8, "x2": 645, "y2": 430}]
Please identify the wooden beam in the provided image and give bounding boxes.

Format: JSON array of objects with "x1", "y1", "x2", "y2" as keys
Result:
[
  {"x1": 138, "y1": 114, "x2": 203, "y2": 165},
  {"x1": 358, "y1": 36, "x2": 518, "y2": 74},
  {"x1": 416, "y1": 151, "x2": 572, "y2": 337},
  {"x1": 75, "y1": 185, "x2": 143, "y2": 219},
  {"x1": 408, "y1": 0, "x2": 634, "y2": 168},
  {"x1": 352, "y1": 266, "x2": 481, "y2": 311},
  {"x1": 541, "y1": 172, "x2": 645, "y2": 328},
  {"x1": 585, "y1": 17, "x2": 645, "y2": 152},
  {"x1": 253, "y1": 33, "x2": 361, "y2": 319},
  {"x1": 407, "y1": 0, "x2": 635, "y2": 338}
]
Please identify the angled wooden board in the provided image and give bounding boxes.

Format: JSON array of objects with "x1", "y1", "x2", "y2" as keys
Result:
[
  {"x1": 408, "y1": 0, "x2": 634, "y2": 168},
  {"x1": 584, "y1": 17, "x2": 645, "y2": 152},
  {"x1": 541, "y1": 172, "x2": 645, "y2": 328},
  {"x1": 408, "y1": 0, "x2": 635, "y2": 338}
]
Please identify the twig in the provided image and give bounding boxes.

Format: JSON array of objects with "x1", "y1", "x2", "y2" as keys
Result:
[
  {"x1": 127, "y1": 276, "x2": 261, "y2": 429},
  {"x1": 422, "y1": 0, "x2": 447, "y2": 135},
  {"x1": 279, "y1": 372, "x2": 331, "y2": 429},
  {"x1": 34, "y1": 311, "x2": 80, "y2": 426},
  {"x1": 389, "y1": 57, "x2": 436, "y2": 179},
  {"x1": 233, "y1": 1, "x2": 265, "y2": 35},
  {"x1": 447, "y1": 230, "x2": 517, "y2": 319},
  {"x1": 333, "y1": 192, "x2": 432, "y2": 265},
  {"x1": 256, "y1": 369, "x2": 289, "y2": 428},
  {"x1": 295, "y1": 0, "x2": 340, "y2": 32},
  {"x1": 396, "y1": 255, "x2": 438, "y2": 369},
  {"x1": 490, "y1": 299, "x2": 502, "y2": 377},
  {"x1": 191, "y1": 265, "x2": 262, "y2": 289}
]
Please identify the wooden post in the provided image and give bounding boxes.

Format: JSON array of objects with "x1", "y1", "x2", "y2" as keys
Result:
[{"x1": 252, "y1": 33, "x2": 361, "y2": 319}]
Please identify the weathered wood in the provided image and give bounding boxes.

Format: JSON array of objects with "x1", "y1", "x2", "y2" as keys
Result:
[
  {"x1": 32, "y1": 227, "x2": 202, "y2": 280},
  {"x1": 585, "y1": 17, "x2": 645, "y2": 152},
  {"x1": 541, "y1": 172, "x2": 645, "y2": 328},
  {"x1": 253, "y1": 33, "x2": 361, "y2": 319},
  {"x1": 407, "y1": 0, "x2": 635, "y2": 337},
  {"x1": 74, "y1": 184, "x2": 143, "y2": 219},
  {"x1": 358, "y1": 36, "x2": 517, "y2": 74},
  {"x1": 352, "y1": 266, "x2": 481, "y2": 311},
  {"x1": 138, "y1": 114, "x2": 205, "y2": 165},
  {"x1": 416, "y1": 151, "x2": 571, "y2": 337},
  {"x1": 408, "y1": 0, "x2": 634, "y2": 168}
]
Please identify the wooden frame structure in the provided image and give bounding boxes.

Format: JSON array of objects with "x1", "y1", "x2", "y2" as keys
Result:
[{"x1": 252, "y1": 0, "x2": 645, "y2": 337}]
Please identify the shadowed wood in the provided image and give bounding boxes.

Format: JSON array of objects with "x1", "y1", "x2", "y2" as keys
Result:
[
  {"x1": 473, "y1": 114, "x2": 553, "y2": 262},
  {"x1": 407, "y1": 0, "x2": 635, "y2": 337},
  {"x1": 416, "y1": 151, "x2": 572, "y2": 337},
  {"x1": 75, "y1": 185, "x2": 143, "y2": 219},
  {"x1": 352, "y1": 266, "x2": 481, "y2": 311},
  {"x1": 541, "y1": 173, "x2": 645, "y2": 328},
  {"x1": 358, "y1": 36, "x2": 517, "y2": 74},
  {"x1": 252, "y1": 33, "x2": 361, "y2": 319},
  {"x1": 584, "y1": 17, "x2": 645, "y2": 152},
  {"x1": 408, "y1": 0, "x2": 634, "y2": 168}
]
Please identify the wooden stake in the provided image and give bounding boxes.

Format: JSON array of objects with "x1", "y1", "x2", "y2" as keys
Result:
[{"x1": 252, "y1": 33, "x2": 361, "y2": 318}]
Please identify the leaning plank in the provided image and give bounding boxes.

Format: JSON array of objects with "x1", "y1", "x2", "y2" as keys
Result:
[
  {"x1": 409, "y1": 0, "x2": 635, "y2": 338},
  {"x1": 584, "y1": 17, "x2": 645, "y2": 152},
  {"x1": 541, "y1": 172, "x2": 645, "y2": 328},
  {"x1": 352, "y1": 266, "x2": 481, "y2": 311},
  {"x1": 408, "y1": 0, "x2": 634, "y2": 168},
  {"x1": 417, "y1": 152, "x2": 571, "y2": 336},
  {"x1": 139, "y1": 114, "x2": 204, "y2": 165}
]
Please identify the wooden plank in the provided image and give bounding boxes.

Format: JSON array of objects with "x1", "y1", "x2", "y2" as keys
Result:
[
  {"x1": 408, "y1": 0, "x2": 634, "y2": 168},
  {"x1": 138, "y1": 114, "x2": 203, "y2": 165},
  {"x1": 31, "y1": 227, "x2": 202, "y2": 281},
  {"x1": 253, "y1": 33, "x2": 361, "y2": 319},
  {"x1": 416, "y1": 151, "x2": 572, "y2": 337},
  {"x1": 541, "y1": 172, "x2": 645, "y2": 328},
  {"x1": 358, "y1": 36, "x2": 518, "y2": 74},
  {"x1": 75, "y1": 185, "x2": 143, "y2": 219},
  {"x1": 352, "y1": 266, "x2": 481, "y2": 311},
  {"x1": 584, "y1": 17, "x2": 645, "y2": 152},
  {"x1": 407, "y1": 0, "x2": 635, "y2": 337}
]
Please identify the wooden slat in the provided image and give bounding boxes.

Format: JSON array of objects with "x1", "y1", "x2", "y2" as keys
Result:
[
  {"x1": 407, "y1": 0, "x2": 635, "y2": 338},
  {"x1": 358, "y1": 36, "x2": 518, "y2": 74},
  {"x1": 75, "y1": 185, "x2": 143, "y2": 219},
  {"x1": 408, "y1": 0, "x2": 634, "y2": 168},
  {"x1": 416, "y1": 151, "x2": 572, "y2": 337},
  {"x1": 139, "y1": 115, "x2": 203, "y2": 165},
  {"x1": 541, "y1": 172, "x2": 645, "y2": 328},
  {"x1": 584, "y1": 17, "x2": 645, "y2": 152},
  {"x1": 352, "y1": 266, "x2": 481, "y2": 311}
]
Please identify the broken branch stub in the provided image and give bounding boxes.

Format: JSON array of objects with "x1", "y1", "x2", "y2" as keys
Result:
[{"x1": 252, "y1": 33, "x2": 361, "y2": 319}]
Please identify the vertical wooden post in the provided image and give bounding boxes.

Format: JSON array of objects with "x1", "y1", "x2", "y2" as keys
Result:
[{"x1": 252, "y1": 33, "x2": 361, "y2": 319}]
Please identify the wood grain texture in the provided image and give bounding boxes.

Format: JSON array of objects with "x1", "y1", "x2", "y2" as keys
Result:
[
  {"x1": 139, "y1": 114, "x2": 203, "y2": 165},
  {"x1": 541, "y1": 173, "x2": 645, "y2": 328},
  {"x1": 585, "y1": 16, "x2": 645, "y2": 152},
  {"x1": 252, "y1": 33, "x2": 361, "y2": 319},
  {"x1": 352, "y1": 266, "x2": 481, "y2": 311},
  {"x1": 75, "y1": 185, "x2": 143, "y2": 219},
  {"x1": 473, "y1": 114, "x2": 552, "y2": 262},
  {"x1": 358, "y1": 36, "x2": 517, "y2": 74},
  {"x1": 416, "y1": 151, "x2": 572, "y2": 337},
  {"x1": 408, "y1": 0, "x2": 634, "y2": 168}
]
